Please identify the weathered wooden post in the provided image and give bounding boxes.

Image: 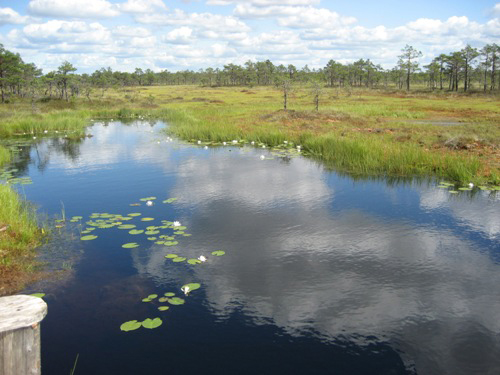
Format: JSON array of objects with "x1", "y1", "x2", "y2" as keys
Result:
[{"x1": 0, "y1": 295, "x2": 48, "y2": 375}]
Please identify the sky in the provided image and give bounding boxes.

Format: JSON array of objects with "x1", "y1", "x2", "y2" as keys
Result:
[{"x1": 0, "y1": 0, "x2": 498, "y2": 74}]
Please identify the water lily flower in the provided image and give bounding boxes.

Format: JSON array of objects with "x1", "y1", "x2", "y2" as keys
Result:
[
  {"x1": 223, "y1": 142, "x2": 227, "y2": 145},
  {"x1": 198, "y1": 255, "x2": 207, "y2": 262},
  {"x1": 146, "y1": 200, "x2": 153, "y2": 206},
  {"x1": 44, "y1": 130, "x2": 48, "y2": 134},
  {"x1": 204, "y1": 146, "x2": 208, "y2": 149},
  {"x1": 197, "y1": 140, "x2": 201, "y2": 144},
  {"x1": 173, "y1": 221, "x2": 181, "y2": 227},
  {"x1": 232, "y1": 140, "x2": 238, "y2": 144},
  {"x1": 284, "y1": 141, "x2": 288, "y2": 144},
  {"x1": 262, "y1": 145, "x2": 266, "y2": 148},
  {"x1": 33, "y1": 136, "x2": 36, "y2": 139},
  {"x1": 260, "y1": 155, "x2": 265, "y2": 160},
  {"x1": 181, "y1": 285, "x2": 190, "y2": 296},
  {"x1": 468, "y1": 183, "x2": 474, "y2": 188},
  {"x1": 251, "y1": 141, "x2": 255, "y2": 145}
]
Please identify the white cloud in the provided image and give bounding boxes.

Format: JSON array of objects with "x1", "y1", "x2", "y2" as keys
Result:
[
  {"x1": 208, "y1": 0, "x2": 319, "y2": 5},
  {"x1": 22, "y1": 20, "x2": 112, "y2": 45},
  {"x1": 491, "y1": 3, "x2": 500, "y2": 16},
  {"x1": 112, "y1": 25, "x2": 151, "y2": 38},
  {"x1": 163, "y1": 27, "x2": 194, "y2": 44},
  {"x1": 118, "y1": 0, "x2": 167, "y2": 14},
  {"x1": 0, "y1": 7, "x2": 31, "y2": 26},
  {"x1": 28, "y1": 0, "x2": 119, "y2": 18},
  {"x1": 135, "y1": 9, "x2": 251, "y2": 33}
]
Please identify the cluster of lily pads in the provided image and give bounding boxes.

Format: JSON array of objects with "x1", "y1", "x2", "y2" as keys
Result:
[
  {"x1": 438, "y1": 181, "x2": 500, "y2": 194},
  {"x1": 0, "y1": 168, "x2": 33, "y2": 185},
  {"x1": 120, "y1": 283, "x2": 201, "y2": 332}
]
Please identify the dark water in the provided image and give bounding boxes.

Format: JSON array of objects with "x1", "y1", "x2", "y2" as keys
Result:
[{"x1": 9, "y1": 121, "x2": 500, "y2": 374}]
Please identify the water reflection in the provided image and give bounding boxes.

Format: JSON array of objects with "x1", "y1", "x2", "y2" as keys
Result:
[
  {"x1": 15, "y1": 122, "x2": 500, "y2": 374},
  {"x1": 132, "y1": 147, "x2": 500, "y2": 374}
]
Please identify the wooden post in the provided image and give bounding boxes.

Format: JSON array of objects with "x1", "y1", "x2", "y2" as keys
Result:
[{"x1": 0, "y1": 295, "x2": 48, "y2": 375}]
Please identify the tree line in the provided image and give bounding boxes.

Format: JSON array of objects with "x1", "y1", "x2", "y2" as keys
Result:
[{"x1": 0, "y1": 43, "x2": 498, "y2": 104}]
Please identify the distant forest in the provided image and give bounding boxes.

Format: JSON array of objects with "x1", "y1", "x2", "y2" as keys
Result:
[{"x1": 0, "y1": 43, "x2": 499, "y2": 103}]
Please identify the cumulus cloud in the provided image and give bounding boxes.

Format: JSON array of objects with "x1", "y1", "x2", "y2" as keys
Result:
[
  {"x1": 0, "y1": 7, "x2": 31, "y2": 26},
  {"x1": 208, "y1": 0, "x2": 319, "y2": 5},
  {"x1": 118, "y1": 0, "x2": 167, "y2": 14},
  {"x1": 163, "y1": 26, "x2": 194, "y2": 44},
  {"x1": 22, "y1": 20, "x2": 112, "y2": 45},
  {"x1": 28, "y1": 0, "x2": 119, "y2": 18}
]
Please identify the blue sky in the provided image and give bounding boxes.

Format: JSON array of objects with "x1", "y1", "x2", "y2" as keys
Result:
[{"x1": 0, "y1": 0, "x2": 498, "y2": 73}]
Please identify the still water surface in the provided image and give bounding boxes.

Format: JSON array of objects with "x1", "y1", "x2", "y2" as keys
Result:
[{"x1": 11, "y1": 121, "x2": 500, "y2": 374}]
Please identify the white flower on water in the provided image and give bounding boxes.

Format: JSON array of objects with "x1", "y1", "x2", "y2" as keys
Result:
[
  {"x1": 232, "y1": 140, "x2": 238, "y2": 144},
  {"x1": 223, "y1": 141, "x2": 227, "y2": 145},
  {"x1": 468, "y1": 183, "x2": 474, "y2": 188},
  {"x1": 262, "y1": 145, "x2": 266, "y2": 148},
  {"x1": 204, "y1": 146, "x2": 208, "y2": 149},
  {"x1": 251, "y1": 141, "x2": 255, "y2": 145},
  {"x1": 33, "y1": 136, "x2": 36, "y2": 139},
  {"x1": 260, "y1": 155, "x2": 265, "y2": 160},
  {"x1": 197, "y1": 140, "x2": 201, "y2": 144},
  {"x1": 173, "y1": 221, "x2": 181, "y2": 227},
  {"x1": 44, "y1": 130, "x2": 48, "y2": 134},
  {"x1": 284, "y1": 141, "x2": 288, "y2": 144},
  {"x1": 157, "y1": 141, "x2": 160, "y2": 144},
  {"x1": 198, "y1": 255, "x2": 207, "y2": 262},
  {"x1": 181, "y1": 285, "x2": 190, "y2": 296},
  {"x1": 146, "y1": 200, "x2": 153, "y2": 206}
]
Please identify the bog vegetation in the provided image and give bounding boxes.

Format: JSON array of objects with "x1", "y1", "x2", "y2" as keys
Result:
[{"x1": 0, "y1": 42, "x2": 499, "y2": 293}]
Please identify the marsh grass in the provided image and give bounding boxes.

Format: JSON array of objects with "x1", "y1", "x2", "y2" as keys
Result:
[
  {"x1": 0, "y1": 184, "x2": 43, "y2": 295},
  {"x1": 0, "y1": 145, "x2": 10, "y2": 165}
]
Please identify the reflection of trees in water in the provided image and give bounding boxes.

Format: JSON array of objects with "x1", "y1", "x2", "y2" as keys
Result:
[
  {"x1": 48, "y1": 137, "x2": 84, "y2": 163},
  {"x1": 1, "y1": 137, "x2": 85, "y2": 175}
]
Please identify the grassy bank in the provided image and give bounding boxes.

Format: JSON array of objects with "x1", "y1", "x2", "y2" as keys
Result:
[
  {"x1": 0, "y1": 156, "x2": 43, "y2": 295},
  {"x1": 0, "y1": 85, "x2": 498, "y2": 184}
]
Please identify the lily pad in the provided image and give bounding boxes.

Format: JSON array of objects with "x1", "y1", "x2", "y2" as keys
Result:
[
  {"x1": 147, "y1": 294, "x2": 158, "y2": 299},
  {"x1": 80, "y1": 235, "x2": 98, "y2": 241},
  {"x1": 30, "y1": 293, "x2": 45, "y2": 298},
  {"x1": 145, "y1": 230, "x2": 159, "y2": 235},
  {"x1": 182, "y1": 283, "x2": 201, "y2": 291},
  {"x1": 158, "y1": 306, "x2": 170, "y2": 311},
  {"x1": 168, "y1": 297, "x2": 185, "y2": 305},
  {"x1": 172, "y1": 257, "x2": 186, "y2": 262},
  {"x1": 173, "y1": 231, "x2": 185, "y2": 235},
  {"x1": 129, "y1": 229, "x2": 144, "y2": 235},
  {"x1": 128, "y1": 213, "x2": 141, "y2": 217},
  {"x1": 187, "y1": 259, "x2": 201, "y2": 265},
  {"x1": 141, "y1": 217, "x2": 155, "y2": 222},
  {"x1": 211, "y1": 250, "x2": 226, "y2": 256},
  {"x1": 162, "y1": 198, "x2": 177, "y2": 204},
  {"x1": 118, "y1": 224, "x2": 136, "y2": 230},
  {"x1": 158, "y1": 297, "x2": 168, "y2": 303},
  {"x1": 164, "y1": 241, "x2": 179, "y2": 246},
  {"x1": 120, "y1": 320, "x2": 142, "y2": 332},
  {"x1": 147, "y1": 237, "x2": 157, "y2": 241},
  {"x1": 142, "y1": 317, "x2": 162, "y2": 329},
  {"x1": 164, "y1": 292, "x2": 175, "y2": 297},
  {"x1": 122, "y1": 242, "x2": 140, "y2": 249},
  {"x1": 142, "y1": 298, "x2": 152, "y2": 302},
  {"x1": 165, "y1": 254, "x2": 178, "y2": 258}
]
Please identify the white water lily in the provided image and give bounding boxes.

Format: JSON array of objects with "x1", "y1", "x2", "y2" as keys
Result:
[
  {"x1": 251, "y1": 141, "x2": 255, "y2": 145},
  {"x1": 204, "y1": 146, "x2": 208, "y2": 149},
  {"x1": 260, "y1": 155, "x2": 265, "y2": 160},
  {"x1": 44, "y1": 130, "x2": 48, "y2": 134},
  {"x1": 146, "y1": 200, "x2": 153, "y2": 206},
  {"x1": 284, "y1": 141, "x2": 288, "y2": 144},
  {"x1": 198, "y1": 255, "x2": 207, "y2": 262},
  {"x1": 232, "y1": 140, "x2": 238, "y2": 144},
  {"x1": 181, "y1": 285, "x2": 190, "y2": 296},
  {"x1": 173, "y1": 221, "x2": 181, "y2": 227},
  {"x1": 468, "y1": 183, "x2": 474, "y2": 188},
  {"x1": 262, "y1": 145, "x2": 266, "y2": 148},
  {"x1": 197, "y1": 140, "x2": 201, "y2": 144},
  {"x1": 33, "y1": 136, "x2": 36, "y2": 139},
  {"x1": 223, "y1": 141, "x2": 227, "y2": 145}
]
